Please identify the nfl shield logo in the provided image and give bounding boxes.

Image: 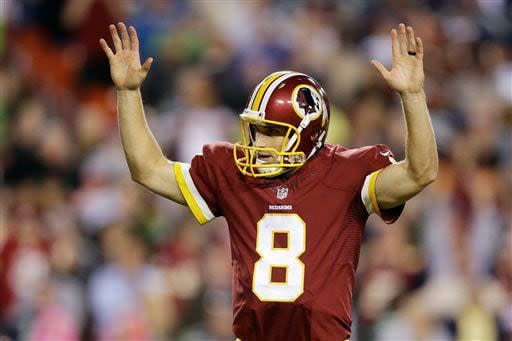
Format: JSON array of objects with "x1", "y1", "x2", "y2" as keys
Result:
[{"x1": 276, "y1": 187, "x2": 288, "y2": 200}]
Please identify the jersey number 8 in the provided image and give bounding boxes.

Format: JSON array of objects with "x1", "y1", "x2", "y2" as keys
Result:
[{"x1": 252, "y1": 214, "x2": 306, "y2": 302}]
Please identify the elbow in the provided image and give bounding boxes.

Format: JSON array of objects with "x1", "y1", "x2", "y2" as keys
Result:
[
  {"x1": 408, "y1": 159, "x2": 439, "y2": 188},
  {"x1": 128, "y1": 158, "x2": 165, "y2": 186},
  {"x1": 128, "y1": 165, "x2": 148, "y2": 185},
  {"x1": 130, "y1": 171, "x2": 154, "y2": 189},
  {"x1": 419, "y1": 167, "x2": 438, "y2": 187},
  {"x1": 130, "y1": 171, "x2": 144, "y2": 185},
  {"x1": 426, "y1": 154, "x2": 440, "y2": 185},
  {"x1": 130, "y1": 172, "x2": 143, "y2": 184}
]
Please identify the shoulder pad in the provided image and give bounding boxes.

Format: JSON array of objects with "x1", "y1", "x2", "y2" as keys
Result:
[{"x1": 322, "y1": 144, "x2": 396, "y2": 189}]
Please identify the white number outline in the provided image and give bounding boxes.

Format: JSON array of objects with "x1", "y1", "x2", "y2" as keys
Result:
[{"x1": 252, "y1": 213, "x2": 306, "y2": 302}]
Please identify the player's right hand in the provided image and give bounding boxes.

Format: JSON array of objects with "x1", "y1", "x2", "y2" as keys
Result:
[{"x1": 100, "y1": 22, "x2": 153, "y2": 90}]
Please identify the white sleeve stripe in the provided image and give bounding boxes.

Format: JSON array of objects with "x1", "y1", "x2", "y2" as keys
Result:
[
  {"x1": 361, "y1": 174, "x2": 373, "y2": 215},
  {"x1": 180, "y1": 163, "x2": 215, "y2": 221}
]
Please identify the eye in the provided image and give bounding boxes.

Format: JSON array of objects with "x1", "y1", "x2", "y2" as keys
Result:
[
  {"x1": 266, "y1": 126, "x2": 287, "y2": 136},
  {"x1": 252, "y1": 124, "x2": 288, "y2": 136},
  {"x1": 273, "y1": 127, "x2": 289, "y2": 136}
]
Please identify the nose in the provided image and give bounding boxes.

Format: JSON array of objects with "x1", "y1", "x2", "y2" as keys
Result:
[
  {"x1": 254, "y1": 133, "x2": 285, "y2": 150},
  {"x1": 254, "y1": 133, "x2": 273, "y2": 148}
]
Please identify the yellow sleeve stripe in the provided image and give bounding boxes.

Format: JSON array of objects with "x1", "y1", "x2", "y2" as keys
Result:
[
  {"x1": 174, "y1": 162, "x2": 214, "y2": 225},
  {"x1": 368, "y1": 169, "x2": 382, "y2": 216}
]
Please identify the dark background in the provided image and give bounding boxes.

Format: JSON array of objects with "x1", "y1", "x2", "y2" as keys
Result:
[{"x1": 1, "y1": 0, "x2": 511, "y2": 340}]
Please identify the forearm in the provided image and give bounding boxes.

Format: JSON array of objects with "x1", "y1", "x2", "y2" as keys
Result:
[
  {"x1": 373, "y1": 24, "x2": 437, "y2": 209},
  {"x1": 400, "y1": 90, "x2": 438, "y2": 185},
  {"x1": 118, "y1": 89, "x2": 167, "y2": 179}
]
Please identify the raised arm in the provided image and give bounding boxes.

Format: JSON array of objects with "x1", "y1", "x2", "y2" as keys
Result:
[
  {"x1": 100, "y1": 23, "x2": 185, "y2": 205},
  {"x1": 370, "y1": 23, "x2": 438, "y2": 209}
]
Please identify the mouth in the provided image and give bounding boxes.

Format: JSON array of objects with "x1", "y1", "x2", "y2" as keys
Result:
[{"x1": 255, "y1": 153, "x2": 276, "y2": 164}]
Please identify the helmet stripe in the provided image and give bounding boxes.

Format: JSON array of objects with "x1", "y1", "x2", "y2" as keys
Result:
[
  {"x1": 249, "y1": 71, "x2": 289, "y2": 111},
  {"x1": 259, "y1": 72, "x2": 304, "y2": 115}
]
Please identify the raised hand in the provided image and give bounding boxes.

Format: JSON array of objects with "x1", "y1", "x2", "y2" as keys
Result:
[
  {"x1": 100, "y1": 23, "x2": 153, "y2": 90},
  {"x1": 371, "y1": 23, "x2": 424, "y2": 94}
]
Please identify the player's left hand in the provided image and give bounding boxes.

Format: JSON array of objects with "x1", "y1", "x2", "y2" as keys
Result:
[{"x1": 371, "y1": 23, "x2": 424, "y2": 94}]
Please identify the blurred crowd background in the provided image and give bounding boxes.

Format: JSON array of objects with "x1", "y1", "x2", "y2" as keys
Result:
[{"x1": 1, "y1": 0, "x2": 511, "y2": 340}]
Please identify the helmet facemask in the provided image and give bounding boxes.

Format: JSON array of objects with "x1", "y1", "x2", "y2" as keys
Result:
[{"x1": 233, "y1": 112, "x2": 306, "y2": 178}]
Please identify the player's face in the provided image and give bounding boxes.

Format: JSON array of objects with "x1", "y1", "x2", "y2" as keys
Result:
[{"x1": 252, "y1": 124, "x2": 287, "y2": 163}]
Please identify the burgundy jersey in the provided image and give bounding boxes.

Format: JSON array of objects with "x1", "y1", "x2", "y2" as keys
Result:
[{"x1": 173, "y1": 143, "x2": 403, "y2": 341}]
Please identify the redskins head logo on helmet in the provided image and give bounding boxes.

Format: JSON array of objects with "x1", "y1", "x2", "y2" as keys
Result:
[{"x1": 234, "y1": 71, "x2": 330, "y2": 177}]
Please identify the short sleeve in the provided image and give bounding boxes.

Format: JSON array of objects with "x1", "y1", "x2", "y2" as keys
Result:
[
  {"x1": 174, "y1": 145, "x2": 223, "y2": 225},
  {"x1": 359, "y1": 144, "x2": 404, "y2": 224}
]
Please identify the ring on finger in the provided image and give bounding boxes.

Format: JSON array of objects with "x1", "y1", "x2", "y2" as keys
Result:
[{"x1": 408, "y1": 51, "x2": 417, "y2": 56}]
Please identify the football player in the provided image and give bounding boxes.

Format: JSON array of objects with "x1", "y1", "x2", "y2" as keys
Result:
[{"x1": 100, "y1": 22, "x2": 437, "y2": 341}]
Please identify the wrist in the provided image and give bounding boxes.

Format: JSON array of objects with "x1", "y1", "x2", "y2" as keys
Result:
[
  {"x1": 117, "y1": 88, "x2": 141, "y2": 100},
  {"x1": 117, "y1": 88, "x2": 141, "y2": 94},
  {"x1": 399, "y1": 89, "x2": 425, "y2": 101}
]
